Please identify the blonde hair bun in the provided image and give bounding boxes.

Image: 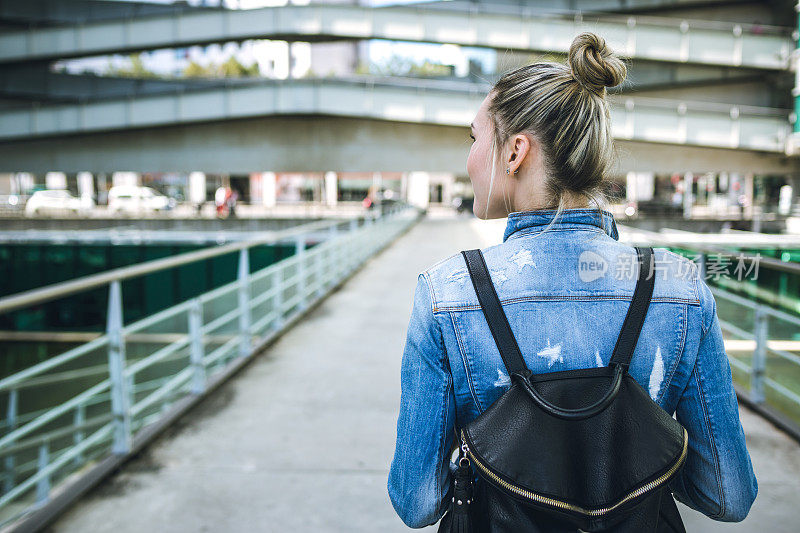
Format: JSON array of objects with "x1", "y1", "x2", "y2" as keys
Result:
[{"x1": 568, "y1": 32, "x2": 627, "y2": 96}]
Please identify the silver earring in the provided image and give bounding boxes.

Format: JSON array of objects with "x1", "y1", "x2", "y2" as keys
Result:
[{"x1": 506, "y1": 168, "x2": 518, "y2": 175}]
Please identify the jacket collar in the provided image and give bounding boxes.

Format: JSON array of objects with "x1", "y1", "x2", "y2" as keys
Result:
[{"x1": 502, "y1": 207, "x2": 619, "y2": 242}]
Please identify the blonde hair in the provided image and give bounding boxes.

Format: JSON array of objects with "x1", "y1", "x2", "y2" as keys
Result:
[{"x1": 483, "y1": 31, "x2": 627, "y2": 235}]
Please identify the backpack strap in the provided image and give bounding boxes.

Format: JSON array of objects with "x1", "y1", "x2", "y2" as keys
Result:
[
  {"x1": 608, "y1": 246, "x2": 655, "y2": 369},
  {"x1": 460, "y1": 246, "x2": 655, "y2": 377},
  {"x1": 461, "y1": 249, "x2": 529, "y2": 376}
]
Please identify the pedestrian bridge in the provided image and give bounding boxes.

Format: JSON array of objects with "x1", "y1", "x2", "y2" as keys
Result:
[{"x1": 1, "y1": 208, "x2": 798, "y2": 532}]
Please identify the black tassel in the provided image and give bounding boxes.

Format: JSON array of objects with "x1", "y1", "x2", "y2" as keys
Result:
[
  {"x1": 449, "y1": 457, "x2": 474, "y2": 533},
  {"x1": 439, "y1": 434, "x2": 476, "y2": 533},
  {"x1": 451, "y1": 511, "x2": 471, "y2": 533}
]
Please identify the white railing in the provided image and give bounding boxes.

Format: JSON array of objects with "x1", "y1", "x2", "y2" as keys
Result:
[{"x1": 0, "y1": 205, "x2": 420, "y2": 529}]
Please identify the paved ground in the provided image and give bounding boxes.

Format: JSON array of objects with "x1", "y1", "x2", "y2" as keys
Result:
[{"x1": 49, "y1": 212, "x2": 800, "y2": 532}]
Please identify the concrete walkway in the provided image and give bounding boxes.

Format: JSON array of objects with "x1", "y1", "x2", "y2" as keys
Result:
[{"x1": 49, "y1": 212, "x2": 799, "y2": 532}]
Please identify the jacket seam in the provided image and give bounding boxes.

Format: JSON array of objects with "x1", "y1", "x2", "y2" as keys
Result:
[
  {"x1": 693, "y1": 267, "x2": 700, "y2": 303},
  {"x1": 435, "y1": 358, "x2": 453, "y2": 519},
  {"x1": 699, "y1": 285, "x2": 714, "y2": 337},
  {"x1": 422, "y1": 270, "x2": 439, "y2": 314},
  {"x1": 694, "y1": 279, "x2": 704, "y2": 328},
  {"x1": 434, "y1": 295, "x2": 700, "y2": 312},
  {"x1": 507, "y1": 227, "x2": 606, "y2": 240},
  {"x1": 693, "y1": 363, "x2": 726, "y2": 519},
  {"x1": 507, "y1": 207, "x2": 611, "y2": 217},
  {"x1": 660, "y1": 302, "x2": 688, "y2": 406},
  {"x1": 450, "y1": 311, "x2": 484, "y2": 413},
  {"x1": 433, "y1": 299, "x2": 451, "y2": 525}
]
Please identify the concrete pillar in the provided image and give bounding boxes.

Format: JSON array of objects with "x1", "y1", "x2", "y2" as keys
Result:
[
  {"x1": 261, "y1": 172, "x2": 276, "y2": 208},
  {"x1": 626, "y1": 171, "x2": 637, "y2": 206},
  {"x1": 683, "y1": 172, "x2": 693, "y2": 219},
  {"x1": 779, "y1": 181, "x2": 793, "y2": 215},
  {"x1": 46, "y1": 172, "x2": 67, "y2": 190},
  {"x1": 324, "y1": 171, "x2": 338, "y2": 207},
  {"x1": 189, "y1": 171, "x2": 206, "y2": 205},
  {"x1": 744, "y1": 172, "x2": 755, "y2": 219},
  {"x1": 12, "y1": 172, "x2": 34, "y2": 194},
  {"x1": 407, "y1": 171, "x2": 430, "y2": 209},
  {"x1": 627, "y1": 172, "x2": 654, "y2": 206},
  {"x1": 727, "y1": 172, "x2": 740, "y2": 215},
  {"x1": 441, "y1": 174, "x2": 454, "y2": 207},
  {"x1": 77, "y1": 172, "x2": 94, "y2": 208}
]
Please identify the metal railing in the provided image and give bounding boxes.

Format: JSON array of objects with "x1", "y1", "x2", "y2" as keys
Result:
[
  {"x1": 0, "y1": 205, "x2": 421, "y2": 529},
  {"x1": 620, "y1": 224, "x2": 800, "y2": 436}
]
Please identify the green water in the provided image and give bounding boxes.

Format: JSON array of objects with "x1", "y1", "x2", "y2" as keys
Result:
[
  {"x1": 0, "y1": 241, "x2": 298, "y2": 377},
  {"x1": 669, "y1": 246, "x2": 800, "y2": 427},
  {"x1": 668, "y1": 246, "x2": 800, "y2": 316}
]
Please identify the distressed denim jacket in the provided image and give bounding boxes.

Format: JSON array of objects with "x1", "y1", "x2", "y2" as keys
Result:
[{"x1": 388, "y1": 208, "x2": 757, "y2": 528}]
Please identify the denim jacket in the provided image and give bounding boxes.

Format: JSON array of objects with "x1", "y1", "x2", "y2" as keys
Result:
[{"x1": 388, "y1": 208, "x2": 757, "y2": 528}]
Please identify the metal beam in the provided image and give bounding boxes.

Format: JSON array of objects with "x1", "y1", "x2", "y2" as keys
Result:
[
  {"x1": 0, "y1": 112, "x2": 796, "y2": 176},
  {"x1": 0, "y1": 3, "x2": 791, "y2": 69},
  {"x1": 0, "y1": 77, "x2": 790, "y2": 154},
  {"x1": 0, "y1": 66, "x2": 771, "y2": 106}
]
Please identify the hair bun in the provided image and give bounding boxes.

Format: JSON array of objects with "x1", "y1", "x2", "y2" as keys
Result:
[{"x1": 568, "y1": 32, "x2": 626, "y2": 96}]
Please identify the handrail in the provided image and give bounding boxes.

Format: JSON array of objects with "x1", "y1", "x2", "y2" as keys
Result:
[
  {"x1": 0, "y1": 215, "x2": 360, "y2": 315},
  {"x1": 617, "y1": 223, "x2": 800, "y2": 276}
]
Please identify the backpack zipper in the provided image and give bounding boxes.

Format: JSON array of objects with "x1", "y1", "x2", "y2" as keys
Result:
[{"x1": 459, "y1": 427, "x2": 688, "y2": 517}]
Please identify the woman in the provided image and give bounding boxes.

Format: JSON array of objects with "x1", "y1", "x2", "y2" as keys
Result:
[{"x1": 387, "y1": 32, "x2": 757, "y2": 528}]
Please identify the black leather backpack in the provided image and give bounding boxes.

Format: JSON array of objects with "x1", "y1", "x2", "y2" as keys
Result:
[{"x1": 438, "y1": 246, "x2": 688, "y2": 533}]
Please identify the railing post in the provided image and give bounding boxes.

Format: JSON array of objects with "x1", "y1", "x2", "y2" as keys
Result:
[
  {"x1": 107, "y1": 280, "x2": 132, "y2": 455},
  {"x1": 295, "y1": 237, "x2": 307, "y2": 311},
  {"x1": 73, "y1": 403, "x2": 85, "y2": 467},
  {"x1": 35, "y1": 440, "x2": 50, "y2": 507},
  {"x1": 272, "y1": 269, "x2": 284, "y2": 330},
  {"x1": 238, "y1": 249, "x2": 251, "y2": 358},
  {"x1": 751, "y1": 306, "x2": 768, "y2": 403},
  {"x1": 3, "y1": 388, "x2": 18, "y2": 493},
  {"x1": 325, "y1": 224, "x2": 338, "y2": 291},
  {"x1": 347, "y1": 219, "x2": 358, "y2": 274},
  {"x1": 315, "y1": 246, "x2": 325, "y2": 299},
  {"x1": 189, "y1": 298, "x2": 206, "y2": 394},
  {"x1": 328, "y1": 225, "x2": 338, "y2": 286}
]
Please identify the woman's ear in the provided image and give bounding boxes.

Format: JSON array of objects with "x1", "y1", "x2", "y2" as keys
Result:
[{"x1": 513, "y1": 134, "x2": 533, "y2": 168}]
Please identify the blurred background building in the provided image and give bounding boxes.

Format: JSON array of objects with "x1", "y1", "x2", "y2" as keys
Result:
[{"x1": 0, "y1": 0, "x2": 798, "y2": 224}]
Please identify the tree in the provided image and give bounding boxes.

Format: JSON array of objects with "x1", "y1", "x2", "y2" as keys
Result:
[{"x1": 107, "y1": 53, "x2": 159, "y2": 78}]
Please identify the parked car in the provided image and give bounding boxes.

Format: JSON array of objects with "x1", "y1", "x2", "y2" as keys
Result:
[
  {"x1": 108, "y1": 186, "x2": 174, "y2": 213},
  {"x1": 24, "y1": 189, "x2": 87, "y2": 216}
]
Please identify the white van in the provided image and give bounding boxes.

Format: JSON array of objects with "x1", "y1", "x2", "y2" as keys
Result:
[
  {"x1": 108, "y1": 186, "x2": 173, "y2": 214},
  {"x1": 25, "y1": 189, "x2": 88, "y2": 216}
]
